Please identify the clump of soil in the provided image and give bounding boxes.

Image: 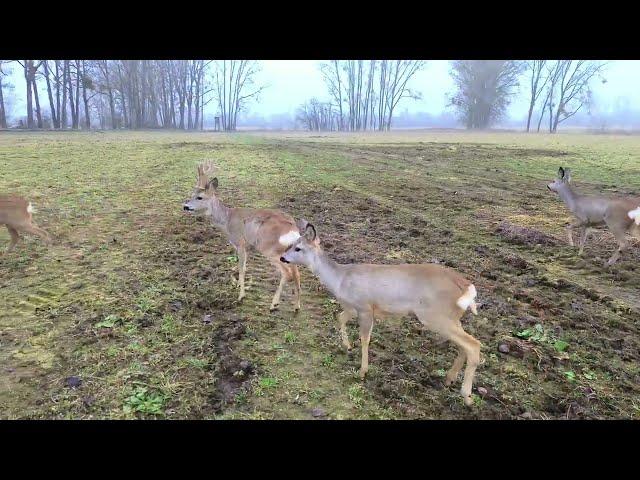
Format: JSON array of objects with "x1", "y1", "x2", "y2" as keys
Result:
[{"x1": 495, "y1": 221, "x2": 560, "y2": 247}]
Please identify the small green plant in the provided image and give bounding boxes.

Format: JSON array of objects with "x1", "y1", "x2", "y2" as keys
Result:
[
  {"x1": 554, "y1": 340, "x2": 569, "y2": 352},
  {"x1": 276, "y1": 352, "x2": 291, "y2": 364},
  {"x1": 123, "y1": 387, "x2": 165, "y2": 415},
  {"x1": 106, "y1": 345, "x2": 120, "y2": 358},
  {"x1": 582, "y1": 369, "x2": 597, "y2": 381},
  {"x1": 564, "y1": 371, "x2": 576, "y2": 382},
  {"x1": 136, "y1": 297, "x2": 154, "y2": 314},
  {"x1": 95, "y1": 314, "x2": 121, "y2": 329},
  {"x1": 284, "y1": 331, "x2": 296, "y2": 344},
  {"x1": 348, "y1": 384, "x2": 364, "y2": 408},
  {"x1": 259, "y1": 377, "x2": 278, "y2": 388},
  {"x1": 226, "y1": 255, "x2": 238, "y2": 263},
  {"x1": 186, "y1": 358, "x2": 208, "y2": 369},
  {"x1": 435, "y1": 368, "x2": 446, "y2": 378},
  {"x1": 235, "y1": 391, "x2": 247, "y2": 405},
  {"x1": 321, "y1": 354, "x2": 335, "y2": 368},
  {"x1": 160, "y1": 315, "x2": 176, "y2": 335},
  {"x1": 516, "y1": 323, "x2": 547, "y2": 342}
]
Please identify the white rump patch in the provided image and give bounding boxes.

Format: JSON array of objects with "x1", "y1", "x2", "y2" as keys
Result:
[
  {"x1": 27, "y1": 203, "x2": 34, "y2": 214},
  {"x1": 456, "y1": 284, "x2": 478, "y2": 315},
  {"x1": 628, "y1": 206, "x2": 640, "y2": 225},
  {"x1": 279, "y1": 230, "x2": 301, "y2": 246}
]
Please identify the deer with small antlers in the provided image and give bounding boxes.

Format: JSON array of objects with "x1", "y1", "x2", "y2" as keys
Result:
[
  {"x1": 183, "y1": 161, "x2": 302, "y2": 312},
  {"x1": 280, "y1": 222, "x2": 482, "y2": 407},
  {"x1": 548, "y1": 167, "x2": 640, "y2": 266},
  {"x1": 1, "y1": 194, "x2": 51, "y2": 254}
]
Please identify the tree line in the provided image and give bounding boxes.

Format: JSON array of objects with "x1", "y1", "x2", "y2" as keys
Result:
[
  {"x1": 297, "y1": 60, "x2": 607, "y2": 133},
  {"x1": 0, "y1": 60, "x2": 263, "y2": 131},
  {"x1": 1, "y1": 59, "x2": 607, "y2": 133}
]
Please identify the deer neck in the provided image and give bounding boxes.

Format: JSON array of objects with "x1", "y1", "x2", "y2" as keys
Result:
[
  {"x1": 208, "y1": 196, "x2": 231, "y2": 228},
  {"x1": 310, "y1": 250, "x2": 345, "y2": 298},
  {"x1": 558, "y1": 183, "x2": 578, "y2": 212}
]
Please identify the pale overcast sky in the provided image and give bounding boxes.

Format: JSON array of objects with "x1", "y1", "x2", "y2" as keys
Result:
[{"x1": 4, "y1": 60, "x2": 640, "y2": 121}]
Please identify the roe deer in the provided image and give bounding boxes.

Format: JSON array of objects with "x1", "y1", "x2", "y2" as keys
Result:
[
  {"x1": 548, "y1": 167, "x2": 640, "y2": 266},
  {"x1": 280, "y1": 222, "x2": 482, "y2": 407},
  {"x1": 1, "y1": 195, "x2": 51, "y2": 254},
  {"x1": 183, "y1": 162, "x2": 302, "y2": 311}
]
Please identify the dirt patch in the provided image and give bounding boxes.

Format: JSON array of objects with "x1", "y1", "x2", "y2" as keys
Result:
[
  {"x1": 207, "y1": 315, "x2": 255, "y2": 413},
  {"x1": 495, "y1": 221, "x2": 561, "y2": 246}
]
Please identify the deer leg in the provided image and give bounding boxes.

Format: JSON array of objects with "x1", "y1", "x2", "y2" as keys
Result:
[
  {"x1": 337, "y1": 308, "x2": 355, "y2": 351},
  {"x1": 606, "y1": 237, "x2": 628, "y2": 266},
  {"x1": 566, "y1": 221, "x2": 585, "y2": 248},
  {"x1": 4, "y1": 225, "x2": 21, "y2": 253},
  {"x1": 290, "y1": 265, "x2": 301, "y2": 312},
  {"x1": 20, "y1": 223, "x2": 51, "y2": 245},
  {"x1": 237, "y1": 244, "x2": 247, "y2": 301},
  {"x1": 566, "y1": 225, "x2": 575, "y2": 247},
  {"x1": 357, "y1": 309, "x2": 374, "y2": 379},
  {"x1": 269, "y1": 261, "x2": 290, "y2": 311},
  {"x1": 416, "y1": 310, "x2": 481, "y2": 407},
  {"x1": 605, "y1": 222, "x2": 630, "y2": 266},
  {"x1": 445, "y1": 351, "x2": 467, "y2": 387},
  {"x1": 578, "y1": 227, "x2": 591, "y2": 256}
]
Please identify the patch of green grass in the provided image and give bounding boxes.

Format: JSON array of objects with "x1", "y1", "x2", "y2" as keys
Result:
[
  {"x1": 348, "y1": 384, "x2": 365, "y2": 408},
  {"x1": 321, "y1": 354, "x2": 335, "y2": 368},
  {"x1": 95, "y1": 314, "x2": 122, "y2": 329},
  {"x1": 123, "y1": 386, "x2": 166, "y2": 416}
]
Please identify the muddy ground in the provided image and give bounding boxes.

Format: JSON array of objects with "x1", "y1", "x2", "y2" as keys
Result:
[{"x1": 1, "y1": 131, "x2": 639, "y2": 419}]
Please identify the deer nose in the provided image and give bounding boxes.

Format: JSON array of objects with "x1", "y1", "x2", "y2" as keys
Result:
[
  {"x1": 280, "y1": 256, "x2": 289, "y2": 263},
  {"x1": 183, "y1": 205, "x2": 191, "y2": 211}
]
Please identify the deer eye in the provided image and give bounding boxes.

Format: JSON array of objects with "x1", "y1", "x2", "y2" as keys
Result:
[
  {"x1": 196, "y1": 196, "x2": 203, "y2": 200},
  {"x1": 294, "y1": 247, "x2": 301, "y2": 252}
]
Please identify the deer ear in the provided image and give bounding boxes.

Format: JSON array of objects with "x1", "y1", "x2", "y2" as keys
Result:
[
  {"x1": 563, "y1": 168, "x2": 571, "y2": 183},
  {"x1": 296, "y1": 218, "x2": 309, "y2": 234},
  {"x1": 208, "y1": 177, "x2": 218, "y2": 189},
  {"x1": 304, "y1": 223, "x2": 317, "y2": 242},
  {"x1": 558, "y1": 167, "x2": 565, "y2": 179}
]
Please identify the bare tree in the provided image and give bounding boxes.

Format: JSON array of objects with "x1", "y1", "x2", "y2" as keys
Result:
[
  {"x1": 549, "y1": 60, "x2": 607, "y2": 133},
  {"x1": 213, "y1": 60, "x2": 265, "y2": 131},
  {"x1": 296, "y1": 98, "x2": 338, "y2": 131},
  {"x1": 524, "y1": 60, "x2": 550, "y2": 132},
  {"x1": 535, "y1": 61, "x2": 561, "y2": 132},
  {"x1": 320, "y1": 60, "x2": 425, "y2": 131},
  {"x1": 378, "y1": 60, "x2": 426, "y2": 130},
  {"x1": 448, "y1": 60, "x2": 523, "y2": 129}
]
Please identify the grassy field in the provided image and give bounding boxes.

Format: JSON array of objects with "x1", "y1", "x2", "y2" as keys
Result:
[{"x1": 1, "y1": 129, "x2": 639, "y2": 419}]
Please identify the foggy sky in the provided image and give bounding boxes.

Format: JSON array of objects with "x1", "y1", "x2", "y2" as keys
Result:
[{"x1": 4, "y1": 60, "x2": 640, "y2": 124}]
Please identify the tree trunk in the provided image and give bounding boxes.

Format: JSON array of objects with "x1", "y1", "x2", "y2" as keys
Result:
[
  {"x1": 24, "y1": 61, "x2": 34, "y2": 128},
  {"x1": 32, "y1": 74, "x2": 43, "y2": 128},
  {"x1": 61, "y1": 61, "x2": 69, "y2": 129},
  {"x1": 44, "y1": 62, "x2": 58, "y2": 128},
  {"x1": 82, "y1": 61, "x2": 90, "y2": 129},
  {"x1": 0, "y1": 77, "x2": 6, "y2": 129}
]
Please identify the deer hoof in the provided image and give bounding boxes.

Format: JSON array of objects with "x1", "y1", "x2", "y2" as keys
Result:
[
  {"x1": 463, "y1": 395, "x2": 473, "y2": 407},
  {"x1": 269, "y1": 304, "x2": 279, "y2": 312}
]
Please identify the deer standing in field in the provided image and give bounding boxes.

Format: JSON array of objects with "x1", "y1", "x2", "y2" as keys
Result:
[
  {"x1": 183, "y1": 162, "x2": 302, "y2": 312},
  {"x1": 1, "y1": 195, "x2": 51, "y2": 254},
  {"x1": 547, "y1": 167, "x2": 640, "y2": 266},
  {"x1": 280, "y1": 222, "x2": 482, "y2": 407}
]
